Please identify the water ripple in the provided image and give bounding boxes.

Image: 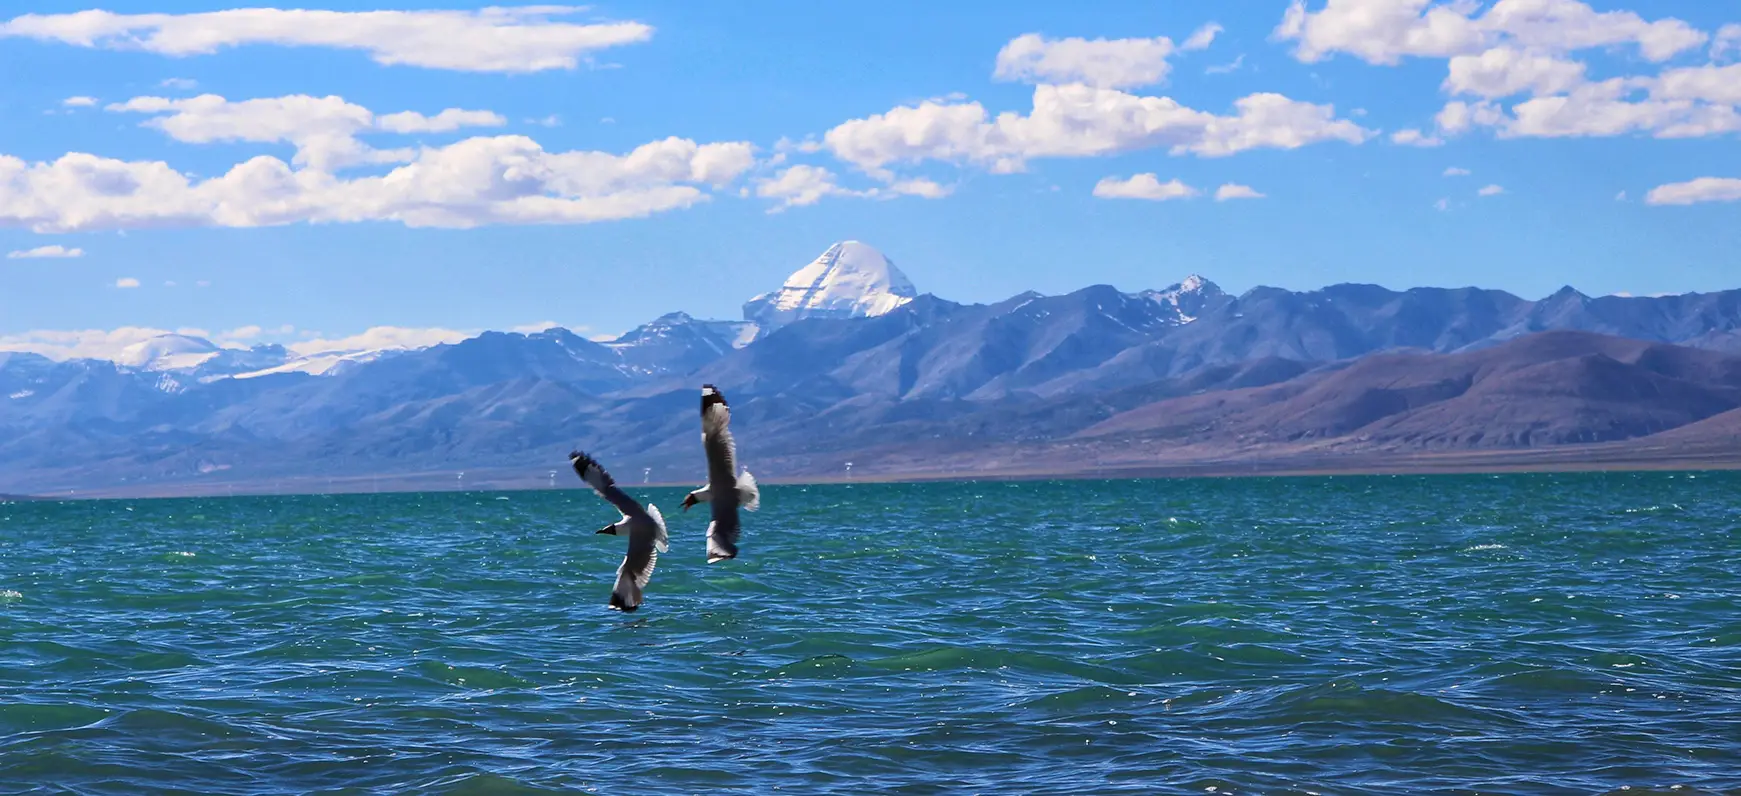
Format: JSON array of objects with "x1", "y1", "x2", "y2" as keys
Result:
[{"x1": 2, "y1": 472, "x2": 1739, "y2": 793}]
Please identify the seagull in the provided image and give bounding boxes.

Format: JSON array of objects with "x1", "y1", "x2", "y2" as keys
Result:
[
  {"x1": 569, "y1": 450, "x2": 669, "y2": 611},
  {"x1": 690, "y1": 384, "x2": 756, "y2": 563}
]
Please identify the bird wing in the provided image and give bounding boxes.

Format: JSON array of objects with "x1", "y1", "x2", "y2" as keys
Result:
[
  {"x1": 701, "y1": 385, "x2": 741, "y2": 561},
  {"x1": 569, "y1": 450, "x2": 652, "y2": 523}
]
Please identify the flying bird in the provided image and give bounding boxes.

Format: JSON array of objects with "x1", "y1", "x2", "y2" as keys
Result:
[
  {"x1": 570, "y1": 450, "x2": 669, "y2": 611},
  {"x1": 694, "y1": 384, "x2": 755, "y2": 563}
]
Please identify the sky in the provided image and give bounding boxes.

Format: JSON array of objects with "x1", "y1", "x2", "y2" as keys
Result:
[{"x1": 2, "y1": 0, "x2": 1739, "y2": 360}]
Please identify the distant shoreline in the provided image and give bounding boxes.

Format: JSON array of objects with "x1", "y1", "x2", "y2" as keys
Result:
[{"x1": 15, "y1": 451, "x2": 1741, "y2": 501}]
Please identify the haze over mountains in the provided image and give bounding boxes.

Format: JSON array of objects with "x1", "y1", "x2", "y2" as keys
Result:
[{"x1": 5, "y1": 240, "x2": 1741, "y2": 497}]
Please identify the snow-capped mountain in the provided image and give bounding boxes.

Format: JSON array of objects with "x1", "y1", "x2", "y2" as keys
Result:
[
  {"x1": 116, "y1": 334, "x2": 223, "y2": 371},
  {"x1": 742, "y1": 241, "x2": 917, "y2": 331},
  {"x1": 1139, "y1": 274, "x2": 1228, "y2": 324}
]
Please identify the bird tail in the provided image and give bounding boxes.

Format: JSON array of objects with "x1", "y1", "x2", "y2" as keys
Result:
[
  {"x1": 609, "y1": 568, "x2": 641, "y2": 612},
  {"x1": 737, "y1": 471, "x2": 760, "y2": 512},
  {"x1": 646, "y1": 503, "x2": 670, "y2": 554},
  {"x1": 706, "y1": 521, "x2": 737, "y2": 564}
]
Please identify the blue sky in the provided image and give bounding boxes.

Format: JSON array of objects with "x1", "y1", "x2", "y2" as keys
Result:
[{"x1": 2, "y1": 0, "x2": 1739, "y2": 359}]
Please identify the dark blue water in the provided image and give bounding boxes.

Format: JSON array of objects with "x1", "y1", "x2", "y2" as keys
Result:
[{"x1": 2, "y1": 472, "x2": 1738, "y2": 794}]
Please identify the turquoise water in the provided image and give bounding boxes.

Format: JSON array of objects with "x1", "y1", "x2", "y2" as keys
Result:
[{"x1": 2, "y1": 472, "x2": 1738, "y2": 794}]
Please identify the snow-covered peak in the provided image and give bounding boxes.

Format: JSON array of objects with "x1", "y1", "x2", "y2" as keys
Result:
[
  {"x1": 116, "y1": 334, "x2": 221, "y2": 371},
  {"x1": 742, "y1": 241, "x2": 918, "y2": 330},
  {"x1": 1140, "y1": 274, "x2": 1226, "y2": 324}
]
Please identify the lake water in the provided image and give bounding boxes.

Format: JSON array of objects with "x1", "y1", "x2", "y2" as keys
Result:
[{"x1": 2, "y1": 472, "x2": 1738, "y2": 794}]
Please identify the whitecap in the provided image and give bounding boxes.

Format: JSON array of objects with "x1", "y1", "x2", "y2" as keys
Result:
[
  {"x1": 0, "y1": 590, "x2": 21, "y2": 599},
  {"x1": 1465, "y1": 543, "x2": 1508, "y2": 551}
]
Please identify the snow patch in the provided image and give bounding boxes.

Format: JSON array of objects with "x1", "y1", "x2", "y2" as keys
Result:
[{"x1": 1139, "y1": 274, "x2": 1226, "y2": 324}]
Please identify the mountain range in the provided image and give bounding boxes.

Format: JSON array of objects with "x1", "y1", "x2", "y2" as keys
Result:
[{"x1": 5, "y1": 240, "x2": 1741, "y2": 497}]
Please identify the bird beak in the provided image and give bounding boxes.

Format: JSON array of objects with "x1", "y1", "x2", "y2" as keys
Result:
[
  {"x1": 681, "y1": 495, "x2": 696, "y2": 511},
  {"x1": 595, "y1": 525, "x2": 615, "y2": 535}
]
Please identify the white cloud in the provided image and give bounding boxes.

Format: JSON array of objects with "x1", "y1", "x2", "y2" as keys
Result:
[
  {"x1": 1182, "y1": 23, "x2": 1222, "y2": 52},
  {"x1": 1276, "y1": 0, "x2": 1705, "y2": 65},
  {"x1": 993, "y1": 33, "x2": 1179, "y2": 89},
  {"x1": 1478, "y1": 183, "x2": 1505, "y2": 196},
  {"x1": 528, "y1": 115, "x2": 563, "y2": 128},
  {"x1": 376, "y1": 108, "x2": 507, "y2": 134},
  {"x1": 115, "y1": 277, "x2": 139, "y2": 288},
  {"x1": 7, "y1": 244, "x2": 83, "y2": 259},
  {"x1": 1434, "y1": 197, "x2": 1450, "y2": 210},
  {"x1": 1205, "y1": 54, "x2": 1245, "y2": 75},
  {"x1": 0, "y1": 7, "x2": 654, "y2": 73},
  {"x1": 159, "y1": 77, "x2": 197, "y2": 90},
  {"x1": 0, "y1": 322, "x2": 478, "y2": 361},
  {"x1": 1650, "y1": 63, "x2": 1741, "y2": 107},
  {"x1": 287, "y1": 325, "x2": 472, "y2": 356},
  {"x1": 885, "y1": 177, "x2": 953, "y2": 199},
  {"x1": 1391, "y1": 128, "x2": 1444, "y2": 146},
  {"x1": 0, "y1": 325, "x2": 173, "y2": 359},
  {"x1": 1615, "y1": 190, "x2": 1627, "y2": 201},
  {"x1": 0, "y1": 134, "x2": 758, "y2": 232},
  {"x1": 823, "y1": 86, "x2": 1371, "y2": 175},
  {"x1": 1215, "y1": 183, "x2": 1266, "y2": 200},
  {"x1": 1435, "y1": 99, "x2": 1505, "y2": 134},
  {"x1": 1645, "y1": 177, "x2": 1741, "y2": 206},
  {"x1": 1275, "y1": 0, "x2": 1486, "y2": 64},
  {"x1": 1481, "y1": 0, "x2": 1706, "y2": 63},
  {"x1": 1092, "y1": 174, "x2": 1198, "y2": 201},
  {"x1": 1443, "y1": 46, "x2": 1585, "y2": 98},
  {"x1": 1443, "y1": 166, "x2": 1471, "y2": 176},
  {"x1": 61, "y1": 96, "x2": 97, "y2": 107},
  {"x1": 1503, "y1": 78, "x2": 1741, "y2": 139},
  {"x1": 106, "y1": 93, "x2": 504, "y2": 171},
  {"x1": 754, "y1": 165, "x2": 864, "y2": 210},
  {"x1": 1716, "y1": 25, "x2": 1741, "y2": 61}
]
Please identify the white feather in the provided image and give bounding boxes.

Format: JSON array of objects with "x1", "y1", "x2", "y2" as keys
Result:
[
  {"x1": 737, "y1": 470, "x2": 760, "y2": 512},
  {"x1": 646, "y1": 503, "x2": 669, "y2": 554}
]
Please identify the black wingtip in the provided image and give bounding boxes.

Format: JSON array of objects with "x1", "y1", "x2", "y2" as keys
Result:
[
  {"x1": 608, "y1": 594, "x2": 639, "y2": 612},
  {"x1": 701, "y1": 384, "x2": 729, "y2": 412}
]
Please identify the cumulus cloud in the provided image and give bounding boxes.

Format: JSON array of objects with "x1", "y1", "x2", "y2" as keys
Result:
[
  {"x1": 105, "y1": 93, "x2": 505, "y2": 171},
  {"x1": 1182, "y1": 23, "x2": 1223, "y2": 52},
  {"x1": 61, "y1": 96, "x2": 97, "y2": 107},
  {"x1": 1391, "y1": 128, "x2": 1444, "y2": 146},
  {"x1": 0, "y1": 7, "x2": 654, "y2": 73},
  {"x1": 287, "y1": 325, "x2": 472, "y2": 356},
  {"x1": 1478, "y1": 183, "x2": 1505, "y2": 196},
  {"x1": 1092, "y1": 174, "x2": 1198, "y2": 201},
  {"x1": 751, "y1": 165, "x2": 951, "y2": 211},
  {"x1": 823, "y1": 86, "x2": 1371, "y2": 175},
  {"x1": 994, "y1": 33, "x2": 1180, "y2": 89},
  {"x1": 159, "y1": 77, "x2": 197, "y2": 90},
  {"x1": 1205, "y1": 54, "x2": 1245, "y2": 75},
  {"x1": 1443, "y1": 46, "x2": 1585, "y2": 98},
  {"x1": 754, "y1": 165, "x2": 864, "y2": 210},
  {"x1": 7, "y1": 244, "x2": 84, "y2": 259},
  {"x1": 1435, "y1": 99, "x2": 1505, "y2": 134},
  {"x1": 0, "y1": 322, "x2": 490, "y2": 361},
  {"x1": 1716, "y1": 25, "x2": 1741, "y2": 61},
  {"x1": 1645, "y1": 177, "x2": 1741, "y2": 206},
  {"x1": 1502, "y1": 78, "x2": 1741, "y2": 139},
  {"x1": 1443, "y1": 166, "x2": 1471, "y2": 176},
  {"x1": 115, "y1": 277, "x2": 139, "y2": 288},
  {"x1": 0, "y1": 134, "x2": 757, "y2": 232},
  {"x1": 1215, "y1": 183, "x2": 1266, "y2": 200},
  {"x1": 0, "y1": 325, "x2": 174, "y2": 359},
  {"x1": 1276, "y1": 0, "x2": 1705, "y2": 65}
]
